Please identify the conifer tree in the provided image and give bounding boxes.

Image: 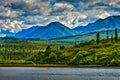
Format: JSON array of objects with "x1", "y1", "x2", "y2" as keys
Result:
[
  {"x1": 60, "y1": 45, "x2": 65, "y2": 50},
  {"x1": 107, "y1": 30, "x2": 109, "y2": 40},
  {"x1": 96, "y1": 32, "x2": 100, "y2": 44},
  {"x1": 115, "y1": 28, "x2": 118, "y2": 42},
  {"x1": 45, "y1": 45, "x2": 51, "y2": 57},
  {"x1": 111, "y1": 34, "x2": 113, "y2": 43}
]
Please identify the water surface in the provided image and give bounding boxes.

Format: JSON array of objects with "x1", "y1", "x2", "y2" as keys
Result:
[{"x1": 0, "y1": 67, "x2": 120, "y2": 80}]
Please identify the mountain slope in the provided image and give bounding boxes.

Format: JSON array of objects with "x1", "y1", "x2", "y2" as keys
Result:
[
  {"x1": 15, "y1": 22, "x2": 76, "y2": 39},
  {"x1": 53, "y1": 29, "x2": 120, "y2": 44},
  {"x1": 73, "y1": 15, "x2": 120, "y2": 34},
  {"x1": 15, "y1": 26, "x2": 43, "y2": 38}
]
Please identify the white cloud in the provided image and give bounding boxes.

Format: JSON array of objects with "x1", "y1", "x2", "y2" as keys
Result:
[
  {"x1": 22, "y1": 11, "x2": 87, "y2": 28},
  {"x1": 60, "y1": 12, "x2": 87, "y2": 28},
  {"x1": 23, "y1": 0, "x2": 51, "y2": 16},
  {"x1": 3, "y1": 10, "x2": 19, "y2": 18},
  {"x1": 50, "y1": 3, "x2": 75, "y2": 16},
  {"x1": 0, "y1": 5, "x2": 22, "y2": 18},
  {"x1": 53, "y1": 3, "x2": 74, "y2": 11},
  {"x1": 0, "y1": 0, "x2": 120, "y2": 32},
  {"x1": 109, "y1": 0, "x2": 120, "y2": 6},
  {"x1": 0, "y1": 19, "x2": 23, "y2": 32},
  {"x1": 96, "y1": 11, "x2": 111, "y2": 19}
]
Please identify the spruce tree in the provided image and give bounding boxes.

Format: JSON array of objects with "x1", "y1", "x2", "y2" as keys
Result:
[
  {"x1": 96, "y1": 32, "x2": 100, "y2": 44},
  {"x1": 107, "y1": 30, "x2": 109, "y2": 40},
  {"x1": 45, "y1": 45, "x2": 51, "y2": 57},
  {"x1": 115, "y1": 28, "x2": 118, "y2": 42},
  {"x1": 111, "y1": 34, "x2": 113, "y2": 43},
  {"x1": 60, "y1": 45, "x2": 65, "y2": 50}
]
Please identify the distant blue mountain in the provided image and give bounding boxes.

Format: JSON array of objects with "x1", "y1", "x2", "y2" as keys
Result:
[
  {"x1": 0, "y1": 29, "x2": 15, "y2": 37},
  {"x1": 15, "y1": 26, "x2": 43, "y2": 38},
  {"x1": 15, "y1": 22, "x2": 76, "y2": 39},
  {"x1": 15, "y1": 15, "x2": 120, "y2": 40},
  {"x1": 73, "y1": 15, "x2": 120, "y2": 34}
]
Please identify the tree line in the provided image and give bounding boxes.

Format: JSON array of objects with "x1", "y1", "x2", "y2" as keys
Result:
[{"x1": 96, "y1": 28, "x2": 118, "y2": 44}]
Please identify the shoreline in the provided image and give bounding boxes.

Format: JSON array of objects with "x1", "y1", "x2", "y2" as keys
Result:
[{"x1": 0, "y1": 64, "x2": 114, "y2": 68}]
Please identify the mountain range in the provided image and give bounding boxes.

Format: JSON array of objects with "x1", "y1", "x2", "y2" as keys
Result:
[
  {"x1": 73, "y1": 15, "x2": 120, "y2": 34},
  {"x1": 1, "y1": 15, "x2": 120, "y2": 40},
  {"x1": 15, "y1": 22, "x2": 76, "y2": 39}
]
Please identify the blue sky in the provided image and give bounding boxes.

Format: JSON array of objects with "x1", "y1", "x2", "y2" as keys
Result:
[{"x1": 0, "y1": 0, "x2": 120, "y2": 32}]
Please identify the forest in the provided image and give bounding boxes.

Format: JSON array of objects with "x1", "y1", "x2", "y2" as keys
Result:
[{"x1": 0, "y1": 28, "x2": 120, "y2": 67}]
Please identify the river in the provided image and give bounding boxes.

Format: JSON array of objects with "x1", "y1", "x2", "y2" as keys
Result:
[{"x1": 0, "y1": 67, "x2": 120, "y2": 80}]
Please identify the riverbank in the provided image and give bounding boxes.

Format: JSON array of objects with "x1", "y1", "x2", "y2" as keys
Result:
[{"x1": 0, "y1": 64, "x2": 104, "y2": 67}]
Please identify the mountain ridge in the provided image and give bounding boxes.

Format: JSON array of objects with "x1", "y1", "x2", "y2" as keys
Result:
[
  {"x1": 73, "y1": 15, "x2": 120, "y2": 34},
  {"x1": 10, "y1": 15, "x2": 120, "y2": 40},
  {"x1": 15, "y1": 22, "x2": 76, "y2": 39}
]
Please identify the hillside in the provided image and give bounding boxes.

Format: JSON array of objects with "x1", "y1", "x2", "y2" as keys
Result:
[
  {"x1": 52, "y1": 29, "x2": 120, "y2": 44},
  {"x1": 0, "y1": 37, "x2": 120, "y2": 66}
]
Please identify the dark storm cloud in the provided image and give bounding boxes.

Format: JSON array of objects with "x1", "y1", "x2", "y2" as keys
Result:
[
  {"x1": 54, "y1": 0, "x2": 80, "y2": 3},
  {"x1": 108, "y1": 7, "x2": 120, "y2": 12},
  {"x1": 38, "y1": 0, "x2": 49, "y2": 2},
  {"x1": 88, "y1": 2, "x2": 110, "y2": 8},
  {"x1": 50, "y1": 9, "x2": 66, "y2": 16},
  {"x1": 49, "y1": 2, "x2": 74, "y2": 16},
  {"x1": 54, "y1": 0, "x2": 94, "y2": 3},
  {"x1": 10, "y1": 1, "x2": 27, "y2": 10},
  {"x1": 10, "y1": 1, "x2": 36, "y2": 12}
]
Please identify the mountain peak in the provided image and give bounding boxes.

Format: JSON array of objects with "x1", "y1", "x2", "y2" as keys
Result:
[
  {"x1": 47, "y1": 21, "x2": 63, "y2": 26},
  {"x1": 15, "y1": 21, "x2": 76, "y2": 39}
]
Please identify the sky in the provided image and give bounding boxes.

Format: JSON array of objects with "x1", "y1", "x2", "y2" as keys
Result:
[{"x1": 0, "y1": 0, "x2": 120, "y2": 33}]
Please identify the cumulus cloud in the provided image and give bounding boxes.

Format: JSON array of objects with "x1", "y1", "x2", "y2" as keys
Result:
[
  {"x1": 96, "y1": 11, "x2": 110, "y2": 19},
  {"x1": 1, "y1": 0, "x2": 51, "y2": 16},
  {"x1": 50, "y1": 3, "x2": 74, "y2": 15},
  {"x1": 0, "y1": 9, "x2": 20, "y2": 18},
  {"x1": 0, "y1": 19, "x2": 23, "y2": 32},
  {"x1": 53, "y1": 3, "x2": 74, "y2": 11},
  {"x1": 23, "y1": 0, "x2": 51, "y2": 16},
  {"x1": 22, "y1": 11, "x2": 87, "y2": 28},
  {"x1": 60, "y1": 12, "x2": 87, "y2": 28},
  {"x1": 0, "y1": 0, "x2": 120, "y2": 33}
]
